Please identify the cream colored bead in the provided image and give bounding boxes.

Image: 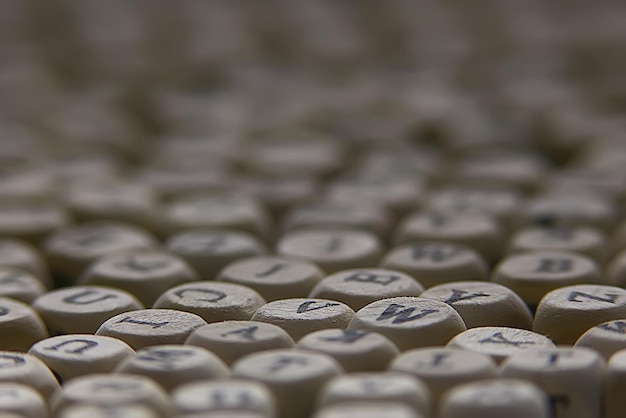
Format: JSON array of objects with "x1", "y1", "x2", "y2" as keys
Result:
[
  {"x1": 166, "y1": 230, "x2": 269, "y2": 280},
  {"x1": 380, "y1": 242, "x2": 488, "y2": 289},
  {"x1": 251, "y1": 298, "x2": 355, "y2": 341},
  {"x1": 235, "y1": 175, "x2": 318, "y2": 218},
  {"x1": 96, "y1": 309, "x2": 207, "y2": 350},
  {"x1": 348, "y1": 296, "x2": 466, "y2": 351},
  {"x1": 388, "y1": 348, "x2": 498, "y2": 408},
  {"x1": 500, "y1": 347, "x2": 604, "y2": 418},
  {"x1": 178, "y1": 412, "x2": 266, "y2": 418},
  {"x1": 232, "y1": 349, "x2": 343, "y2": 418},
  {"x1": 78, "y1": 249, "x2": 197, "y2": 307},
  {"x1": 492, "y1": 251, "x2": 602, "y2": 307},
  {"x1": 172, "y1": 379, "x2": 276, "y2": 417},
  {"x1": 296, "y1": 329, "x2": 399, "y2": 372},
  {"x1": 309, "y1": 268, "x2": 424, "y2": 311},
  {"x1": 313, "y1": 401, "x2": 423, "y2": 418},
  {"x1": 447, "y1": 327, "x2": 556, "y2": 364},
  {"x1": 0, "y1": 296, "x2": 47, "y2": 351},
  {"x1": 0, "y1": 238, "x2": 51, "y2": 287},
  {"x1": 607, "y1": 249, "x2": 626, "y2": 288},
  {"x1": 575, "y1": 319, "x2": 626, "y2": 359},
  {"x1": 28, "y1": 334, "x2": 134, "y2": 381},
  {"x1": 58, "y1": 404, "x2": 158, "y2": 418},
  {"x1": 0, "y1": 383, "x2": 48, "y2": 418},
  {"x1": 114, "y1": 345, "x2": 229, "y2": 392},
  {"x1": 420, "y1": 281, "x2": 533, "y2": 329},
  {"x1": 0, "y1": 352, "x2": 60, "y2": 399},
  {"x1": 0, "y1": 267, "x2": 45, "y2": 303},
  {"x1": 533, "y1": 284, "x2": 626, "y2": 344},
  {"x1": 50, "y1": 374, "x2": 172, "y2": 418},
  {"x1": 317, "y1": 372, "x2": 430, "y2": 417},
  {"x1": 153, "y1": 282, "x2": 265, "y2": 323},
  {"x1": 605, "y1": 348, "x2": 626, "y2": 418},
  {"x1": 439, "y1": 379, "x2": 550, "y2": 418},
  {"x1": 218, "y1": 256, "x2": 324, "y2": 301},
  {"x1": 33, "y1": 286, "x2": 143, "y2": 334},
  {"x1": 0, "y1": 200, "x2": 68, "y2": 245},
  {"x1": 185, "y1": 321, "x2": 295, "y2": 366},
  {"x1": 276, "y1": 229, "x2": 383, "y2": 274}
]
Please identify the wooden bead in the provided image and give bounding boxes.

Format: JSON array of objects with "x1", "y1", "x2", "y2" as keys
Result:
[
  {"x1": 492, "y1": 251, "x2": 602, "y2": 306},
  {"x1": 316, "y1": 372, "x2": 430, "y2": 417},
  {"x1": 95, "y1": 309, "x2": 207, "y2": 349},
  {"x1": 232, "y1": 349, "x2": 343, "y2": 418},
  {"x1": 0, "y1": 200, "x2": 68, "y2": 245},
  {"x1": 276, "y1": 229, "x2": 383, "y2": 274},
  {"x1": 0, "y1": 238, "x2": 51, "y2": 287},
  {"x1": 114, "y1": 345, "x2": 229, "y2": 392},
  {"x1": 251, "y1": 298, "x2": 355, "y2": 341},
  {"x1": 185, "y1": 321, "x2": 295, "y2": 366},
  {"x1": 388, "y1": 348, "x2": 498, "y2": 408},
  {"x1": 172, "y1": 379, "x2": 276, "y2": 417},
  {"x1": 50, "y1": 374, "x2": 172, "y2": 418},
  {"x1": 153, "y1": 282, "x2": 265, "y2": 323},
  {"x1": 166, "y1": 230, "x2": 269, "y2": 280},
  {"x1": 380, "y1": 242, "x2": 488, "y2": 289},
  {"x1": 313, "y1": 402, "x2": 422, "y2": 418},
  {"x1": 508, "y1": 226, "x2": 608, "y2": 265},
  {"x1": 348, "y1": 296, "x2": 466, "y2": 351},
  {"x1": 575, "y1": 319, "x2": 626, "y2": 359},
  {"x1": 0, "y1": 267, "x2": 45, "y2": 303},
  {"x1": 44, "y1": 222, "x2": 157, "y2": 284},
  {"x1": 500, "y1": 347, "x2": 604, "y2": 418},
  {"x1": 439, "y1": 379, "x2": 550, "y2": 418},
  {"x1": 235, "y1": 175, "x2": 318, "y2": 218},
  {"x1": 296, "y1": 329, "x2": 399, "y2": 372},
  {"x1": 607, "y1": 249, "x2": 626, "y2": 288},
  {"x1": 59, "y1": 404, "x2": 159, "y2": 418},
  {"x1": 420, "y1": 281, "x2": 532, "y2": 329},
  {"x1": 394, "y1": 212, "x2": 503, "y2": 265},
  {"x1": 178, "y1": 413, "x2": 266, "y2": 418},
  {"x1": 0, "y1": 383, "x2": 48, "y2": 418},
  {"x1": 28, "y1": 334, "x2": 135, "y2": 382},
  {"x1": 0, "y1": 296, "x2": 47, "y2": 351},
  {"x1": 33, "y1": 286, "x2": 143, "y2": 334},
  {"x1": 78, "y1": 249, "x2": 197, "y2": 307},
  {"x1": 606, "y1": 348, "x2": 626, "y2": 418},
  {"x1": 217, "y1": 255, "x2": 324, "y2": 301},
  {"x1": 446, "y1": 326, "x2": 556, "y2": 364},
  {"x1": 533, "y1": 284, "x2": 626, "y2": 344},
  {"x1": 309, "y1": 268, "x2": 424, "y2": 311},
  {"x1": 0, "y1": 351, "x2": 60, "y2": 399}
]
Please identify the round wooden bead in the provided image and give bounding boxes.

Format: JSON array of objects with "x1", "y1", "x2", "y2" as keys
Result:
[
  {"x1": 0, "y1": 383, "x2": 48, "y2": 418},
  {"x1": 388, "y1": 348, "x2": 498, "y2": 407},
  {"x1": 348, "y1": 297, "x2": 466, "y2": 351},
  {"x1": 492, "y1": 251, "x2": 602, "y2": 306},
  {"x1": 309, "y1": 268, "x2": 424, "y2": 311},
  {"x1": 166, "y1": 230, "x2": 269, "y2": 280},
  {"x1": 217, "y1": 256, "x2": 324, "y2": 301},
  {"x1": 153, "y1": 282, "x2": 265, "y2": 323},
  {"x1": 446, "y1": 327, "x2": 556, "y2": 364},
  {"x1": 95, "y1": 309, "x2": 207, "y2": 350},
  {"x1": 0, "y1": 267, "x2": 45, "y2": 303},
  {"x1": 28, "y1": 334, "x2": 135, "y2": 381},
  {"x1": 276, "y1": 229, "x2": 383, "y2": 274},
  {"x1": 0, "y1": 296, "x2": 47, "y2": 351},
  {"x1": 0, "y1": 200, "x2": 68, "y2": 245},
  {"x1": 575, "y1": 320, "x2": 626, "y2": 359},
  {"x1": 50, "y1": 374, "x2": 172, "y2": 418},
  {"x1": 0, "y1": 352, "x2": 60, "y2": 398},
  {"x1": 380, "y1": 242, "x2": 488, "y2": 289},
  {"x1": 0, "y1": 238, "x2": 51, "y2": 287},
  {"x1": 606, "y1": 349, "x2": 626, "y2": 418},
  {"x1": 394, "y1": 212, "x2": 503, "y2": 265},
  {"x1": 500, "y1": 347, "x2": 604, "y2": 418},
  {"x1": 44, "y1": 222, "x2": 157, "y2": 283},
  {"x1": 78, "y1": 249, "x2": 197, "y2": 307},
  {"x1": 114, "y1": 345, "x2": 229, "y2": 392},
  {"x1": 313, "y1": 402, "x2": 422, "y2": 418},
  {"x1": 33, "y1": 286, "x2": 143, "y2": 334},
  {"x1": 317, "y1": 372, "x2": 430, "y2": 417},
  {"x1": 251, "y1": 298, "x2": 355, "y2": 341},
  {"x1": 178, "y1": 413, "x2": 266, "y2": 418},
  {"x1": 185, "y1": 321, "x2": 295, "y2": 366},
  {"x1": 439, "y1": 379, "x2": 550, "y2": 418},
  {"x1": 420, "y1": 281, "x2": 533, "y2": 329},
  {"x1": 296, "y1": 329, "x2": 399, "y2": 372},
  {"x1": 232, "y1": 349, "x2": 343, "y2": 418},
  {"x1": 172, "y1": 379, "x2": 276, "y2": 417},
  {"x1": 533, "y1": 284, "x2": 626, "y2": 344},
  {"x1": 607, "y1": 249, "x2": 626, "y2": 288},
  {"x1": 59, "y1": 404, "x2": 159, "y2": 418}
]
